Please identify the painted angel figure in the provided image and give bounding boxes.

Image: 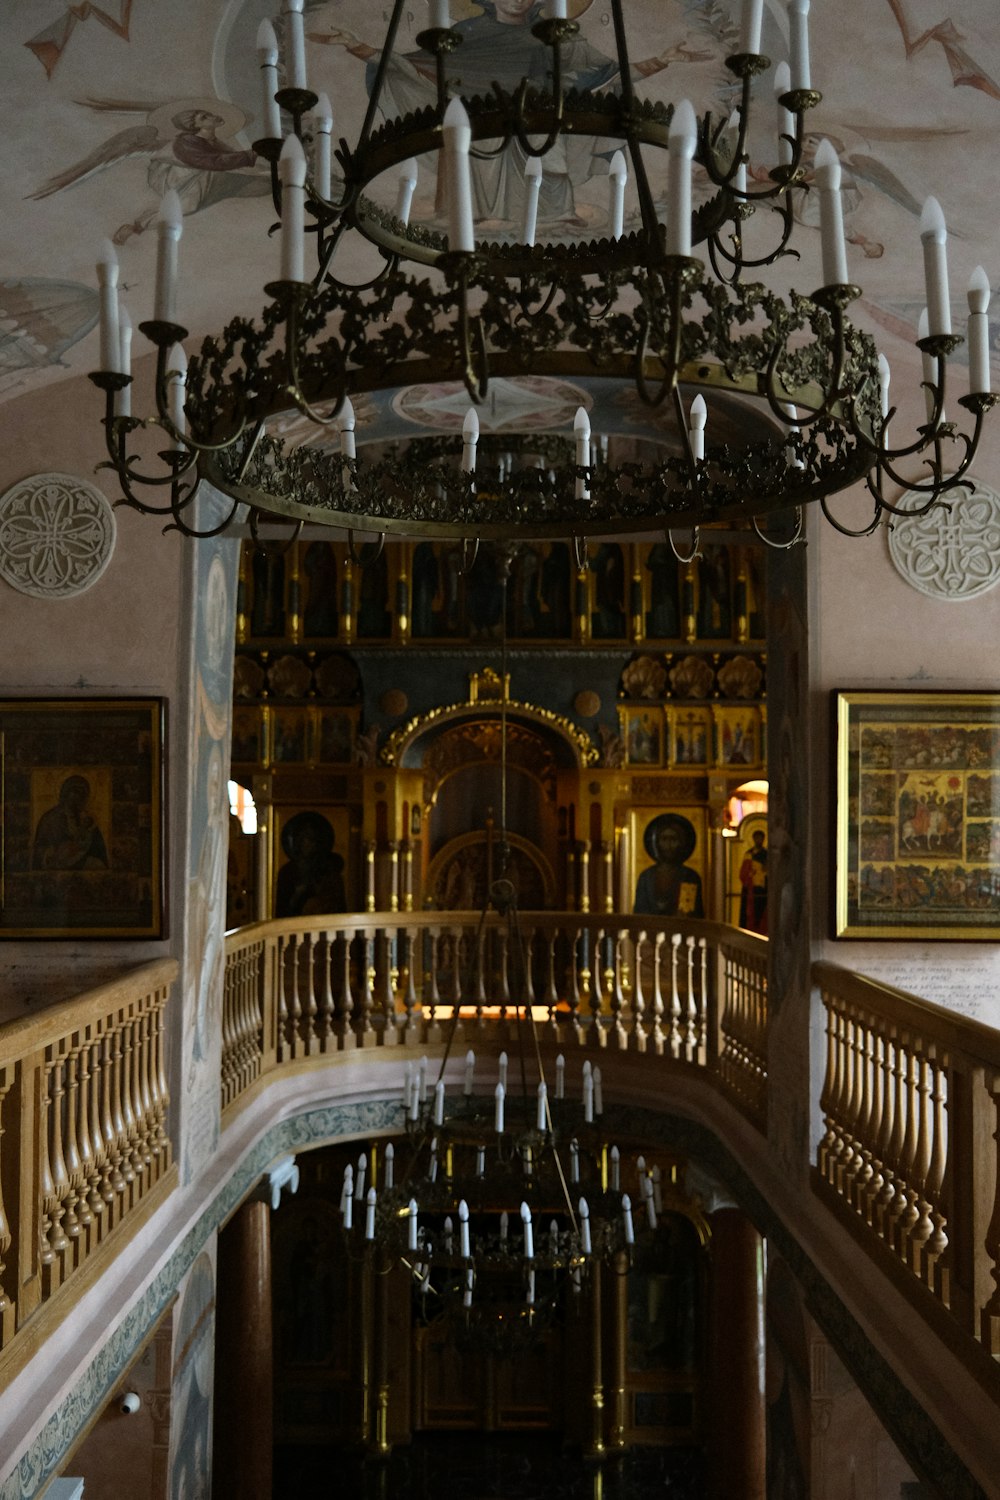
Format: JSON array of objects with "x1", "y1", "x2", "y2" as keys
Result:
[{"x1": 28, "y1": 96, "x2": 270, "y2": 244}]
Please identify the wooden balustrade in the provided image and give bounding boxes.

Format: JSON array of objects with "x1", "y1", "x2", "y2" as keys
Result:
[
  {"x1": 221, "y1": 914, "x2": 768, "y2": 1122},
  {"x1": 813, "y1": 961, "x2": 1000, "y2": 1357},
  {"x1": 0, "y1": 961, "x2": 175, "y2": 1356}
]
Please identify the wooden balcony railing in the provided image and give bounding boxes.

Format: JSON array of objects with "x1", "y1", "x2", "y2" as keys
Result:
[
  {"x1": 814, "y1": 961, "x2": 1000, "y2": 1363},
  {"x1": 0, "y1": 961, "x2": 175, "y2": 1358},
  {"x1": 221, "y1": 914, "x2": 769, "y2": 1128}
]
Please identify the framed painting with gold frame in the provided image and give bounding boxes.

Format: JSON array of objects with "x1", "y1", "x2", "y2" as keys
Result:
[
  {"x1": 0, "y1": 698, "x2": 165, "y2": 938},
  {"x1": 835, "y1": 691, "x2": 1000, "y2": 939},
  {"x1": 621, "y1": 706, "x2": 664, "y2": 767}
]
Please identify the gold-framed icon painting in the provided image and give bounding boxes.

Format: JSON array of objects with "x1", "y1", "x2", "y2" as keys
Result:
[
  {"x1": 0, "y1": 698, "x2": 165, "y2": 938},
  {"x1": 630, "y1": 807, "x2": 708, "y2": 919},
  {"x1": 835, "y1": 691, "x2": 1000, "y2": 939}
]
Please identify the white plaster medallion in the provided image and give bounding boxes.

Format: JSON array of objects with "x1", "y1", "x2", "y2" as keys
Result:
[
  {"x1": 0, "y1": 472, "x2": 116, "y2": 599},
  {"x1": 887, "y1": 479, "x2": 1000, "y2": 601}
]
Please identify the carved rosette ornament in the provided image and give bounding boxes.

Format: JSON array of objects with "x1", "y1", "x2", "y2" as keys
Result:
[
  {"x1": 0, "y1": 472, "x2": 116, "y2": 599},
  {"x1": 887, "y1": 480, "x2": 1000, "y2": 600}
]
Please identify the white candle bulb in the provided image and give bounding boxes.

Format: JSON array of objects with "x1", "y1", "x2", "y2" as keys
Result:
[
  {"x1": 727, "y1": 110, "x2": 747, "y2": 196},
  {"x1": 610, "y1": 1145, "x2": 620, "y2": 1190},
  {"x1": 166, "y1": 344, "x2": 187, "y2": 449},
  {"x1": 459, "y1": 1199, "x2": 470, "y2": 1258},
  {"x1": 813, "y1": 138, "x2": 848, "y2": 287},
  {"x1": 877, "y1": 353, "x2": 891, "y2": 420},
  {"x1": 257, "y1": 20, "x2": 282, "y2": 139},
  {"x1": 343, "y1": 1186, "x2": 353, "y2": 1230},
  {"x1": 278, "y1": 134, "x2": 307, "y2": 282},
  {"x1": 918, "y1": 307, "x2": 939, "y2": 424},
  {"x1": 920, "y1": 197, "x2": 952, "y2": 337},
  {"x1": 464, "y1": 1267, "x2": 474, "y2": 1307},
  {"x1": 574, "y1": 406, "x2": 591, "y2": 500},
  {"x1": 608, "y1": 149, "x2": 628, "y2": 241},
  {"x1": 592, "y1": 1065, "x2": 603, "y2": 1116},
  {"x1": 582, "y1": 1060, "x2": 593, "y2": 1123},
  {"x1": 523, "y1": 155, "x2": 543, "y2": 246},
  {"x1": 652, "y1": 1164, "x2": 662, "y2": 1213},
  {"x1": 536, "y1": 1080, "x2": 548, "y2": 1132},
  {"x1": 429, "y1": 0, "x2": 450, "y2": 28},
  {"x1": 419, "y1": 1055, "x2": 429, "y2": 1101},
  {"x1": 622, "y1": 1193, "x2": 635, "y2": 1245},
  {"x1": 408, "y1": 1198, "x2": 419, "y2": 1251},
  {"x1": 555, "y1": 1054, "x2": 565, "y2": 1099},
  {"x1": 667, "y1": 100, "x2": 697, "y2": 258},
  {"x1": 520, "y1": 1201, "x2": 534, "y2": 1260},
  {"x1": 495, "y1": 1081, "x2": 505, "y2": 1133},
  {"x1": 444, "y1": 1216, "x2": 454, "y2": 1253},
  {"x1": 355, "y1": 1152, "x2": 367, "y2": 1200},
  {"x1": 340, "y1": 1165, "x2": 353, "y2": 1214},
  {"x1": 385, "y1": 1142, "x2": 394, "y2": 1188},
  {"x1": 443, "y1": 97, "x2": 475, "y2": 253},
  {"x1": 282, "y1": 0, "x2": 307, "y2": 92},
  {"x1": 689, "y1": 394, "x2": 707, "y2": 462},
  {"x1": 365, "y1": 1186, "x2": 377, "y2": 1240},
  {"x1": 433, "y1": 1079, "x2": 445, "y2": 1125},
  {"x1": 967, "y1": 266, "x2": 992, "y2": 396},
  {"x1": 579, "y1": 1197, "x2": 592, "y2": 1256},
  {"x1": 464, "y1": 1049, "x2": 475, "y2": 1096},
  {"x1": 312, "y1": 92, "x2": 333, "y2": 202},
  {"x1": 115, "y1": 306, "x2": 132, "y2": 417},
  {"x1": 338, "y1": 396, "x2": 356, "y2": 492},
  {"x1": 570, "y1": 1138, "x2": 580, "y2": 1183},
  {"x1": 788, "y1": 0, "x2": 811, "y2": 91},
  {"x1": 462, "y1": 406, "x2": 479, "y2": 473},
  {"x1": 500, "y1": 1210, "x2": 509, "y2": 1242},
  {"x1": 646, "y1": 1189, "x2": 658, "y2": 1230},
  {"x1": 774, "y1": 62, "x2": 793, "y2": 167},
  {"x1": 498, "y1": 1052, "x2": 508, "y2": 1089},
  {"x1": 527, "y1": 1270, "x2": 536, "y2": 1306},
  {"x1": 548, "y1": 0, "x2": 567, "y2": 16},
  {"x1": 154, "y1": 191, "x2": 183, "y2": 326},
  {"x1": 740, "y1": 0, "x2": 765, "y2": 55},
  {"x1": 395, "y1": 158, "x2": 419, "y2": 226},
  {"x1": 428, "y1": 1136, "x2": 438, "y2": 1182},
  {"x1": 550, "y1": 1219, "x2": 559, "y2": 1255}
]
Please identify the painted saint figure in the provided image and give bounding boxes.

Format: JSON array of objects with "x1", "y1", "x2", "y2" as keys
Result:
[
  {"x1": 275, "y1": 811, "x2": 347, "y2": 917},
  {"x1": 738, "y1": 828, "x2": 768, "y2": 934},
  {"x1": 32, "y1": 774, "x2": 109, "y2": 871},
  {"x1": 634, "y1": 812, "x2": 704, "y2": 918}
]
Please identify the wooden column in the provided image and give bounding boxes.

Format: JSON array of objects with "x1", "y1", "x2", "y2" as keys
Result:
[
  {"x1": 707, "y1": 1208, "x2": 766, "y2": 1500},
  {"x1": 213, "y1": 1198, "x2": 273, "y2": 1500}
]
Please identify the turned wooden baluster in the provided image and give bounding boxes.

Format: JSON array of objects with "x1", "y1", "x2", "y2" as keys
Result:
[
  {"x1": 879, "y1": 1031, "x2": 909, "y2": 1244},
  {"x1": 872, "y1": 1031, "x2": 898, "y2": 1233},
  {"x1": 357, "y1": 927, "x2": 376, "y2": 1045},
  {"x1": 837, "y1": 1010, "x2": 864, "y2": 1200},
  {"x1": 852, "y1": 1023, "x2": 879, "y2": 1217},
  {"x1": 98, "y1": 1031, "x2": 124, "y2": 1214},
  {"x1": 120, "y1": 1010, "x2": 144, "y2": 1187},
  {"x1": 44, "y1": 1049, "x2": 71, "y2": 1274},
  {"x1": 908, "y1": 1048, "x2": 937, "y2": 1275},
  {"x1": 400, "y1": 925, "x2": 419, "y2": 1041},
  {"x1": 496, "y1": 924, "x2": 511, "y2": 1026},
  {"x1": 565, "y1": 924, "x2": 583, "y2": 1040},
  {"x1": 337, "y1": 933, "x2": 357, "y2": 1048},
  {"x1": 61, "y1": 1044, "x2": 84, "y2": 1256},
  {"x1": 607, "y1": 930, "x2": 627, "y2": 1049},
  {"x1": 695, "y1": 937, "x2": 709, "y2": 1064},
  {"x1": 221, "y1": 962, "x2": 238, "y2": 1103},
  {"x1": 521, "y1": 923, "x2": 537, "y2": 1018},
  {"x1": 924, "y1": 1051, "x2": 950, "y2": 1299},
  {"x1": 317, "y1": 932, "x2": 336, "y2": 1051},
  {"x1": 631, "y1": 931, "x2": 647, "y2": 1053},
  {"x1": 303, "y1": 931, "x2": 321, "y2": 1051},
  {"x1": 376, "y1": 929, "x2": 398, "y2": 1043},
  {"x1": 577, "y1": 923, "x2": 593, "y2": 1032},
  {"x1": 447, "y1": 926, "x2": 463, "y2": 1032},
  {"x1": 0, "y1": 1070, "x2": 14, "y2": 1339},
  {"x1": 85, "y1": 1035, "x2": 107, "y2": 1227},
  {"x1": 286, "y1": 933, "x2": 304, "y2": 1057},
  {"x1": 152, "y1": 990, "x2": 171, "y2": 1166},
  {"x1": 276, "y1": 933, "x2": 292, "y2": 1062},
  {"x1": 423, "y1": 928, "x2": 441, "y2": 1040},
  {"x1": 588, "y1": 927, "x2": 606, "y2": 1045},
  {"x1": 684, "y1": 936, "x2": 698, "y2": 1062},
  {"x1": 473, "y1": 926, "x2": 488, "y2": 1025},
  {"x1": 669, "y1": 933, "x2": 683, "y2": 1058},
  {"x1": 108, "y1": 1024, "x2": 135, "y2": 1210},
  {"x1": 893, "y1": 1045, "x2": 923, "y2": 1260},
  {"x1": 817, "y1": 989, "x2": 840, "y2": 1182},
  {"x1": 978, "y1": 1069, "x2": 1000, "y2": 1355},
  {"x1": 71, "y1": 1039, "x2": 96, "y2": 1246},
  {"x1": 543, "y1": 927, "x2": 560, "y2": 1032},
  {"x1": 827, "y1": 1004, "x2": 852, "y2": 1191},
  {"x1": 650, "y1": 931, "x2": 666, "y2": 1055}
]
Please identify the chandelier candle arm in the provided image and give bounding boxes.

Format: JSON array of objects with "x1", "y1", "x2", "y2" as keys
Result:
[
  {"x1": 666, "y1": 100, "x2": 697, "y2": 258},
  {"x1": 579, "y1": 1197, "x2": 592, "y2": 1255},
  {"x1": 555, "y1": 1054, "x2": 565, "y2": 1100},
  {"x1": 278, "y1": 135, "x2": 308, "y2": 282},
  {"x1": 622, "y1": 1194, "x2": 635, "y2": 1246},
  {"x1": 814, "y1": 139, "x2": 849, "y2": 287},
  {"x1": 920, "y1": 197, "x2": 952, "y2": 337},
  {"x1": 610, "y1": 1145, "x2": 620, "y2": 1191},
  {"x1": 967, "y1": 267, "x2": 992, "y2": 395},
  {"x1": 574, "y1": 407, "x2": 591, "y2": 500},
  {"x1": 443, "y1": 98, "x2": 475, "y2": 254},
  {"x1": 96, "y1": 241, "x2": 121, "y2": 375},
  {"x1": 256, "y1": 20, "x2": 282, "y2": 140},
  {"x1": 739, "y1": 0, "x2": 765, "y2": 56},
  {"x1": 521, "y1": 1202, "x2": 534, "y2": 1260},
  {"x1": 536, "y1": 1081, "x2": 547, "y2": 1132},
  {"x1": 608, "y1": 150, "x2": 627, "y2": 241},
  {"x1": 462, "y1": 407, "x2": 479, "y2": 473},
  {"x1": 523, "y1": 156, "x2": 543, "y2": 246},
  {"x1": 419, "y1": 1055, "x2": 428, "y2": 1102},
  {"x1": 789, "y1": 0, "x2": 811, "y2": 91},
  {"x1": 408, "y1": 1199, "x2": 418, "y2": 1251},
  {"x1": 166, "y1": 346, "x2": 187, "y2": 450},
  {"x1": 115, "y1": 307, "x2": 132, "y2": 419},
  {"x1": 385, "y1": 1143, "x2": 394, "y2": 1188},
  {"x1": 282, "y1": 0, "x2": 308, "y2": 92},
  {"x1": 918, "y1": 308, "x2": 939, "y2": 425},
  {"x1": 877, "y1": 354, "x2": 891, "y2": 421},
  {"x1": 459, "y1": 1199, "x2": 470, "y2": 1258},
  {"x1": 433, "y1": 1080, "x2": 445, "y2": 1125},
  {"x1": 494, "y1": 1082, "x2": 505, "y2": 1133},
  {"x1": 726, "y1": 111, "x2": 747, "y2": 195},
  {"x1": 365, "y1": 1186, "x2": 377, "y2": 1240},
  {"x1": 312, "y1": 93, "x2": 333, "y2": 202},
  {"x1": 395, "y1": 158, "x2": 419, "y2": 227},
  {"x1": 498, "y1": 1051, "x2": 508, "y2": 1090},
  {"x1": 153, "y1": 192, "x2": 183, "y2": 327}
]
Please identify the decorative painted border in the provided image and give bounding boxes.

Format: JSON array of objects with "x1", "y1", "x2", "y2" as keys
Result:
[{"x1": 3, "y1": 1097, "x2": 984, "y2": 1500}]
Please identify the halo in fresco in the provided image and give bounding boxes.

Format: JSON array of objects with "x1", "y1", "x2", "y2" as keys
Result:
[
  {"x1": 887, "y1": 479, "x2": 1000, "y2": 601},
  {"x1": 0, "y1": 472, "x2": 116, "y2": 599}
]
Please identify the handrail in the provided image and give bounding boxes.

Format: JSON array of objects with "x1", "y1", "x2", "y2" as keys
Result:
[
  {"x1": 0, "y1": 960, "x2": 176, "y2": 1362},
  {"x1": 813, "y1": 959, "x2": 1000, "y2": 1367},
  {"x1": 221, "y1": 913, "x2": 769, "y2": 1129}
]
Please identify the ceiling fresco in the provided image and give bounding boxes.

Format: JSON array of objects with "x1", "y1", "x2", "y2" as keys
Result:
[{"x1": 2, "y1": 0, "x2": 998, "y2": 439}]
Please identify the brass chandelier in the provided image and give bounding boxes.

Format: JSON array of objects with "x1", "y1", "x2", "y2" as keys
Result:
[{"x1": 90, "y1": 0, "x2": 995, "y2": 543}]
